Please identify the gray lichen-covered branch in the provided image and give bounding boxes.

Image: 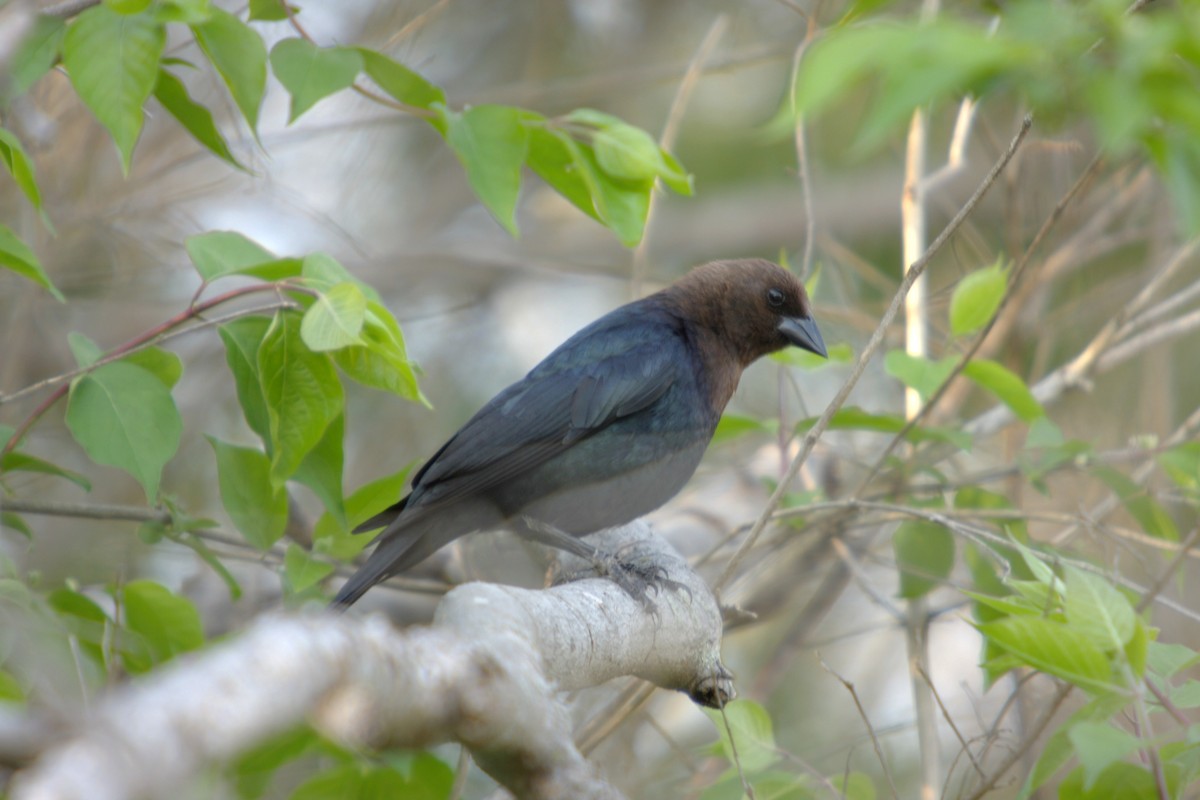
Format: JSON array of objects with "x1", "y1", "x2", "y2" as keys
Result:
[{"x1": 11, "y1": 522, "x2": 731, "y2": 800}]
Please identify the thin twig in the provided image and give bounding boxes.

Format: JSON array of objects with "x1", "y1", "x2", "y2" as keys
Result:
[
  {"x1": 916, "y1": 664, "x2": 987, "y2": 780},
  {"x1": 1, "y1": 288, "x2": 299, "y2": 458},
  {"x1": 713, "y1": 115, "x2": 1033, "y2": 594},
  {"x1": 629, "y1": 15, "x2": 728, "y2": 298},
  {"x1": 787, "y1": 19, "x2": 820, "y2": 280},
  {"x1": 1135, "y1": 526, "x2": 1200, "y2": 614},
  {"x1": 963, "y1": 682, "x2": 1073, "y2": 800},
  {"x1": 830, "y1": 537, "x2": 905, "y2": 621},
  {"x1": 0, "y1": 499, "x2": 170, "y2": 523},
  {"x1": 383, "y1": 0, "x2": 452, "y2": 50},
  {"x1": 852, "y1": 152, "x2": 1104, "y2": 494},
  {"x1": 819, "y1": 655, "x2": 901, "y2": 800},
  {"x1": 719, "y1": 705, "x2": 757, "y2": 800}
]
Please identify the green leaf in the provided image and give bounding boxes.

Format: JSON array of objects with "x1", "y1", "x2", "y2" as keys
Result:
[
  {"x1": 1, "y1": 513, "x2": 31, "y2": 539},
  {"x1": 1020, "y1": 693, "x2": 1131, "y2": 797},
  {"x1": 1, "y1": 450, "x2": 93, "y2": 491},
  {"x1": 950, "y1": 261, "x2": 1007, "y2": 336},
  {"x1": 1157, "y1": 132, "x2": 1200, "y2": 236},
  {"x1": 1065, "y1": 566, "x2": 1136, "y2": 652},
  {"x1": 593, "y1": 122, "x2": 664, "y2": 182},
  {"x1": 313, "y1": 466, "x2": 411, "y2": 561},
  {"x1": 332, "y1": 302, "x2": 423, "y2": 401},
  {"x1": 1170, "y1": 680, "x2": 1200, "y2": 709},
  {"x1": 527, "y1": 119, "x2": 669, "y2": 245},
  {"x1": 563, "y1": 108, "x2": 627, "y2": 128},
  {"x1": 248, "y1": 0, "x2": 290, "y2": 21},
  {"x1": 658, "y1": 149, "x2": 694, "y2": 196},
  {"x1": 700, "y1": 771, "x2": 812, "y2": 800},
  {"x1": 9, "y1": 15, "x2": 66, "y2": 97},
  {"x1": 1092, "y1": 466, "x2": 1179, "y2": 541},
  {"x1": 300, "y1": 283, "x2": 367, "y2": 351},
  {"x1": 893, "y1": 520, "x2": 955, "y2": 599},
  {"x1": 883, "y1": 351, "x2": 955, "y2": 402},
  {"x1": 62, "y1": 6, "x2": 165, "y2": 172},
  {"x1": 219, "y1": 316, "x2": 272, "y2": 443},
  {"x1": 770, "y1": 340, "x2": 853, "y2": 369},
  {"x1": 284, "y1": 543, "x2": 334, "y2": 594},
  {"x1": 173, "y1": 532, "x2": 242, "y2": 601},
  {"x1": 191, "y1": 8, "x2": 267, "y2": 131},
  {"x1": 702, "y1": 699, "x2": 778, "y2": 773},
  {"x1": 0, "y1": 224, "x2": 63, "y2": 300},
  {"x1": 1058, "y1": 762, "x2": 1160, "y2": 800},
  {"x1": 231, "y1": 727, "x2": 320, "y2": 799},
  {"x1": 713, "y1": 413, "x2": 777, "y2": 444},
  {"x1": 66, "y1": 362, "x2": 181, "y2": 500},
  {"x1": 257, "y1": 312, "x2": 343, "y2": 487},
  {"x1": 527, "y1": 126, "x2": 602, "y2": 224},
  {"x1": 185, "y1": 230, "x2": 276, "y2": 282},
  {"x1": 269, "y1": 39, "x2": 362, "y2": 123},
  {"x1": 1026, "y1": 416, "x2": 1065, "y2": 448},
  {"x1": 1012, "y1": 541, "x2": 1063, "y2": 593},
  {"x1": 0, "y1": 128, "x2": 46, "y2": 217},
  {"x1": 106, "y1": 0, "x2": 153, "y2": 13},
  {"x1": 122, "y1": 347, "x2": 183, "y2": 388},
  {"x1": 67, "y1": 331, "x2": 103, "y2": 366},
  {"x1": 49, "y1": 588, "x2": 112, "y2": 670},
  {"x1": 1147, "y1": 642, "x2": 1200, "y2": 679},
  {"x1": 571, "y1": 139, "x2": 651, "y2": 247},
  {"x1": 0, "y1": 669, "x2": 25, "y2": 704},
  {"x1": 963, "y1": 359, "x2": 1044, "y2": 422},
  {"x1": 154, "y1": 0, "x2": 212, "y2": 24},
  {"x1": 119, "y1": 580, "x2": 203, "y2": 673},
  {"x1": 977, "y1": 616, "x2": 1118, "y2": 694},
  {"x1": 1159, "y1": 442, "x2": 1200, "y2": 492},
  {"x1": 356, "y1": 48, "x2": 445, "y2": 115},
  {"x1": 208, "y1": 437, "x2": 288, "y2": 550},
  {"x1": 440, "y1": 105, "x2": 532, "y2": 237},
  {"x1": 292, "y1": 413, "x2": 346, "y2": 527},
  {"x1": 794, "y1": 406, "x2": 972, "y2": 450},
  {"x1": 153, "y1": 68, "x2": 242, "y2": 168}
]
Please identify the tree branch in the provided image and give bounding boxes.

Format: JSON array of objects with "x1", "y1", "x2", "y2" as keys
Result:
[{"x1": 11, "y1": 522, "x2": 730, "y2": 800}]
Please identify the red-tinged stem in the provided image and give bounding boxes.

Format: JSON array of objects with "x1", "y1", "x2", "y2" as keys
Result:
[{"x1": 1, "y1": 283, "x2": 296, "y2": 458}]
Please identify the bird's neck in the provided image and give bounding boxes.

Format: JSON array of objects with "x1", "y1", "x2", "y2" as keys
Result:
[{"x1": 687, "y1": 323, "x2": 744, "y2": 416}]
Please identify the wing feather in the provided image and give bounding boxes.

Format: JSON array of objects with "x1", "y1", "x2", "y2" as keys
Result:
[{"x1": 406, "y1": 327, "x2": 682, "y2": 510}]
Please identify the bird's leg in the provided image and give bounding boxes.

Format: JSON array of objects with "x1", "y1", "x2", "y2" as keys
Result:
[{"x1": 518, "y1": 516, "x2": 688, "y2": 610}]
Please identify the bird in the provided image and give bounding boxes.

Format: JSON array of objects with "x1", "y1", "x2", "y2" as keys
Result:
[{"x1": 332, "y1": 258, "x2": 826, "y2": 608}]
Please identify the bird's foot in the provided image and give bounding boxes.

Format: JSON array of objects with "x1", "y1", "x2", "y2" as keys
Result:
[{"x1": 556, "y1": 548, "x2": 691, "y2": 611}]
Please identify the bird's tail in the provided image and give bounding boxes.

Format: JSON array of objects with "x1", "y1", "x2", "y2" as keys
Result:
[
  {"x1": 330, "y1": 525, "x2": 435, "y2": 609},
  {"x1": 331, "y1": 500, "x2": 501, "y2": 609}
]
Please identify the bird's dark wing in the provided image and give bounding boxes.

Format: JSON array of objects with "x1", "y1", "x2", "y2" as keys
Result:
[{"x1": 406, "y1": 336, "x2": 683, "y2": 510}]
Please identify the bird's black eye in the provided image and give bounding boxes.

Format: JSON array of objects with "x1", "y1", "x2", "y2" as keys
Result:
[{"x1": 767, "y1": 288, "x2": 786, "y2": 308}]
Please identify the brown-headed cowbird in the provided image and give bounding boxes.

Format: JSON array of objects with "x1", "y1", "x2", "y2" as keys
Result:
[{"x1": 332, "y1": 258, "x2": 826, "y2": 607}]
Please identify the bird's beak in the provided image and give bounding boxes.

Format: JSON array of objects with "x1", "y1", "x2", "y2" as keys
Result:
[{"x1": 778, "y1": 316, "x2": 827, "y2": 358}]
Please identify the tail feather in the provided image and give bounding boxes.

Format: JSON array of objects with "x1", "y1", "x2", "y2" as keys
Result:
[
  {"x1": 331, "y1": 499, "x2": 502, "y2": 608},
  {"x1": 331, "y1": 525, "x2": 435, "y2": 608},
  {"x1": 352, "y1": 495, "x2": 409, "y2": 534}
]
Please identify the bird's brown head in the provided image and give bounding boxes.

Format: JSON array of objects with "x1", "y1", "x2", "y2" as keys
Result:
[{"x1": 664, "y1": 258, "x2": 827, "y2": 367}]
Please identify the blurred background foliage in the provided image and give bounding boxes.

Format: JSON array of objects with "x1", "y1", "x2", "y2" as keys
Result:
[{"x1": 3, "y1": 0, "x2": 1200, "y2": 798}]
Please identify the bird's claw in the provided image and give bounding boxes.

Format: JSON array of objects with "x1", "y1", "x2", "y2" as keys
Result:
[{"x1": 556, "y1": 549, "x2": 690, "y2": 611}]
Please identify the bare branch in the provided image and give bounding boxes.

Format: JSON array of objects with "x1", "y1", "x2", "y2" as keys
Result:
[{"x1": 714, "y1": 115, "x2": 1034, "y2": 594}]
